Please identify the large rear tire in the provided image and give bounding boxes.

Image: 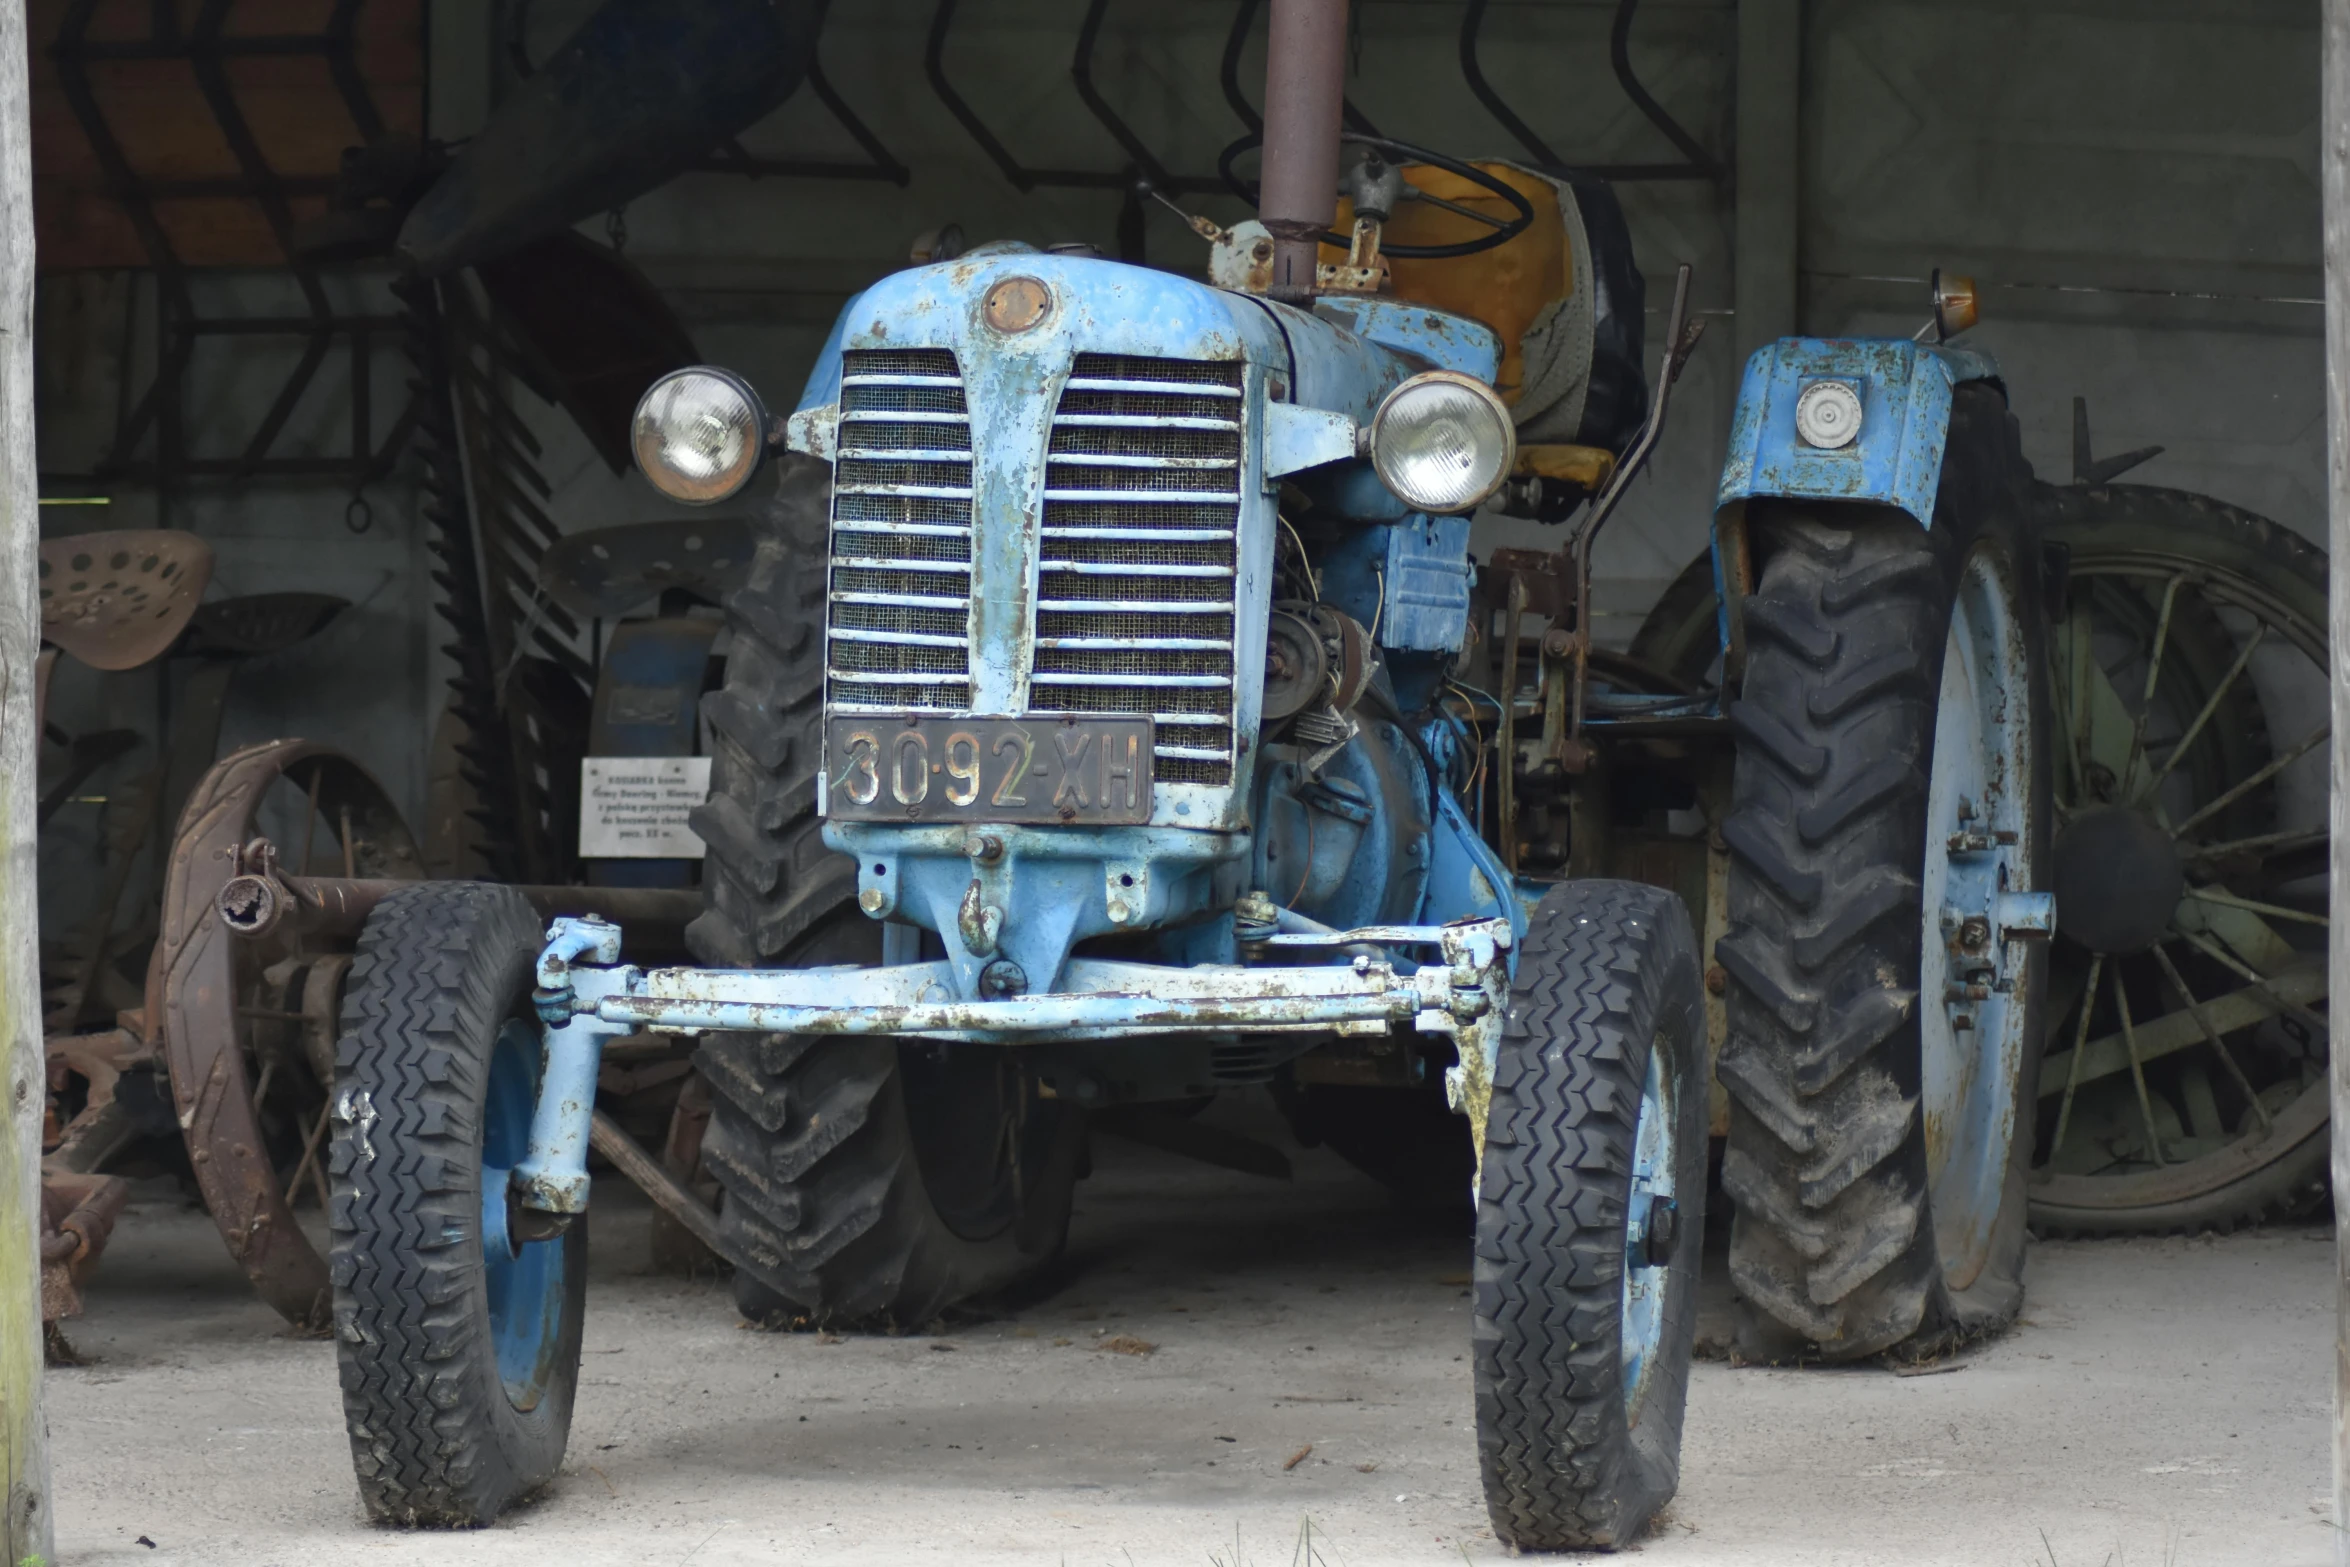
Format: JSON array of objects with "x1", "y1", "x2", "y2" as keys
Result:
[
  {"x1": 330, "y1": 882, "x2": 585, "y2": 1527},
  {"x1": 689, "y1": 456, "x2": 1085, "y2": 1326},
  {"x1": 1718, "y1": 382, "x2": 2051, "y2": 1361},
  {"x1": 1474, "y1": 880, "x2": 1707, "y2": 1550}
]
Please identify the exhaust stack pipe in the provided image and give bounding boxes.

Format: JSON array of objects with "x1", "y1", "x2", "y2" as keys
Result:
[{"x1": 1259, "y1": 0, "x2": 1349, "y2": 301}]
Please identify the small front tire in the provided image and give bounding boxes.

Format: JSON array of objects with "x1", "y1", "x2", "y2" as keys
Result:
[
  {"x1": 1473, "y1": 879, "x2": 1708, "y2": 1550},
  {"x1": 330, "y1": 882, "x2": 587, "y2": 1527}
]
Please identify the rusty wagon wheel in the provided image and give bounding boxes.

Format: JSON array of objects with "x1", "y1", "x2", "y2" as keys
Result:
[
  {"x1": 147, "y1": 739, "x2": 424, "y2": 1327},
  {"x1": 2029, "y1": 486, "x2": 2331, "y2": 1233}
]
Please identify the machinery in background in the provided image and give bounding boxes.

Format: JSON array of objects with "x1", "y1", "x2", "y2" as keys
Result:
[
  {"x1": 2027, "y1": 463, "x2": 2330, "y2": 1236},
  {"x1": 33, "y1": 527, "x2": 351, "y2": 1344}
]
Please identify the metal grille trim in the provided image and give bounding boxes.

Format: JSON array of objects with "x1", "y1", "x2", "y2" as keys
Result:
[
  {"x1": 828, "y1": 350, "x2": 973, "y2": 714},
  {"x1": 1035, "y1": 352, "x2": 1245, "y2": 787}
]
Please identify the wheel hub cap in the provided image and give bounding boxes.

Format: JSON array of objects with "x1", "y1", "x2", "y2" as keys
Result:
[{"x1": 2050, "y1": 806, "x2": 2184, "y2": 956}]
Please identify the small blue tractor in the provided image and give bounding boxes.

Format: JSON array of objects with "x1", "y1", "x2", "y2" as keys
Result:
[{"x1": 323, "y1": 0, "x2": 2053, "y2": 1543}]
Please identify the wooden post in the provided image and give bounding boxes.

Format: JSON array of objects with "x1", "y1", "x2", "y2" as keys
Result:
[
  {"x1": 2326, "y1": 4, "x2": 2350, "y2": 1563},
  {"x1": 0, "y1": 3, "x2": 43, "y2": 1562}
]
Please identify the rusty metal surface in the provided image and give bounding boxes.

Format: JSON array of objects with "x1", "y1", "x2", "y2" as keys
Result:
[
  {"x1": 42, "y1": 1027, "x2": 157, "y2": 1176},
  {"x1": 215, "y1": 859, "x2": 703, "y2": 945},
  {"x1": 1258, "y1": 0, "x2": 1349, "y2": 296},
  {"x1": 39, "y1": 1173, "x2": 131, "y2": 1323},
  {"x1": 182, "y1": 592, "x2": 348, "y2": 658},
  {"x1": 39, "y1": 528, "x2": 213, "y2": 670},
  {"x1": 587, "y1": 1109, "x2": 725, "y2": 1257},
  {"x1": 149, "y1": 740, "x2": 422, "y2": 1327}
]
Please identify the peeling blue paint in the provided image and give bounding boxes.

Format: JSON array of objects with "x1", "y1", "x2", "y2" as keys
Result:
[
  {"x1": 1714, "y1": 338, "x2": 2003, "y2": 526},
  {"x1": 1312, "y1": 297, "x2": 1502, "y2": 382}
]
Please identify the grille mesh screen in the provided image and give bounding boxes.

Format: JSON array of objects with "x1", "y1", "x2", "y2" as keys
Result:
[
  {"x1": 1035, "y1": 356, "x2": 1244, "y2": 786},
  {"x1": 827, "y1": 350, "x2": 972, "y2": 712},
  {"x1": 823, "y1": 348, "x2": 1247, "y2": 790}
]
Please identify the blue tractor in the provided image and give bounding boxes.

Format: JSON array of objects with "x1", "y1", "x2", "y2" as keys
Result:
[{"x1": 323, "y1": 0, "x2": 2053, "y2": 1543}]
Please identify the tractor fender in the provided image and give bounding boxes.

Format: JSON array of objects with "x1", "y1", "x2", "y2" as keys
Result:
[
  {"x1": 1709, "y1": 336, "x2": 2004, "y2": 676},
  {"x1": 1714, "y1": 337, "x2": 2003, "y2": 527}
]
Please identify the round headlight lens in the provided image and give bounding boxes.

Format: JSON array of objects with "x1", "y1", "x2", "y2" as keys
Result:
[
  {"x1": 632, "y1": 368, "x2": 768, "y2": 505},
  {"x1": 1369, "y1": 372, "x2": 1516, "y2": 514}
]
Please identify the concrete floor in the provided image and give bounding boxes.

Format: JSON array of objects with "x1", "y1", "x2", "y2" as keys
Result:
[{"x1": 44, "y1": 1100, "x2": 2335, "y2": 1567}]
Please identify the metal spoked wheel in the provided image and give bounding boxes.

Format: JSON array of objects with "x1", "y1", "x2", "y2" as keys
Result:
[
  {"x1": 2029, "y1": 485, "x2": 2331, "y2": 1234},
  {"x1": 151, "y1": 740, "x2": 423, "y2": 1327}
]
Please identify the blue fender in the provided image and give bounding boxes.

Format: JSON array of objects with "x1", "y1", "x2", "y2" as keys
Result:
[{"x1": 1714, "y1": 337, "x2": 2003, "y2": 528}]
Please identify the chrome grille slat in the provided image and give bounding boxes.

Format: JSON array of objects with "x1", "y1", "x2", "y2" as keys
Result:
[
  {"x1": 828, "y1": 349, "x2": 972, "y2": 714},
  {"x1": 1035, "y1": 351, "x2": 1244, "y2": 785},
  {"x1": 1039, "y1": 528, "x2": 1233, "y2": 543}
]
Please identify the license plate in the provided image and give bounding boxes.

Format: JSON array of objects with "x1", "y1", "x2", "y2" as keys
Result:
[{"x1": 825, "y1": 715, "x2": 1153, "y2": 825}]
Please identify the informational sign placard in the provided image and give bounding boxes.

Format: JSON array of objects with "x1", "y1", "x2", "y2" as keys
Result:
[{"x1": 580, "y1": 757, "x2": 712, "y2": 858}]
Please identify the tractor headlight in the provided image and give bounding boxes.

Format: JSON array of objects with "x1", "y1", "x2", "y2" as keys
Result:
[
  {"x1": 632, "y1": 367, "x2": 768, "y2": 505},
  {"x1": 1368, "y1": 372, "x2": 1516, "y2": 514}
]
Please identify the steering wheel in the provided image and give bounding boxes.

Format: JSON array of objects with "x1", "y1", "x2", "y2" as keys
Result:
[{"x1": 1216, "y1": 131, "x2": 1536, "y2": 259}]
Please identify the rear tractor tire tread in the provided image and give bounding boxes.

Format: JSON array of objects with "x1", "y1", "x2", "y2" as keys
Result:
[
  {"x1": 1718, "y1": 384, "x2": 2042, "y2": 1362},
  {"x1": 687, "y1": 457, "x2": 1082, "y2": 1327}
]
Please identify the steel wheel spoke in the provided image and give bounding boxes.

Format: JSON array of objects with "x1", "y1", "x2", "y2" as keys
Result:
[
  {"x1": 2050, "y1": 952, "x2": 2106, "y2": 1162},
  {"x1": 2172, "y1": 926, "x2": 2332, "y2": 1037},
  {"x1": 2121, "y1": 573, "x2": 2186, "y2": 797},
  {"x1": 2183, "y1": 825, "x2": 2330, "y2": 864},
  {"x1": 2109, "y1": 965, "x2": 2167, "y2": 1166},
  {"x1": 2140, "y1": 622, "x2": 2265, "y2": 802},
  {"x1": 287, "y1": 1104, "x2": 333, "y2": 1207},
  {"x1": 2067, "y1": 617, "x2": 2097, "y2": 802},
  {"x1": 2182, "y1": 885, "x2": 2328, "y2": 928},
  {"x1": 2171, "y1": 721, "x2": 2329, "y2": 838},
  {"x1": 296, "y1": 764, "x2": 325, "y2": 875},
  {"x1": 2148, "y1": 941, "x2": 2272, "y2": 1134},
  {"x1": 2052, "y1": 626, "x2": 2091, "y2": 811}
]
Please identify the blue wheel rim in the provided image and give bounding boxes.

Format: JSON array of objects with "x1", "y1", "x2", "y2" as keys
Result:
[
  {"x1": 1918, "y1": 544, "x2": 2035, "y2": 1291},
  {"x1": 481, "y1": 1018, "x2": 568, "y2": 1413},
  {"x1": 1621, "y1": 1043, "x2": 1677, "y2": 1419}
]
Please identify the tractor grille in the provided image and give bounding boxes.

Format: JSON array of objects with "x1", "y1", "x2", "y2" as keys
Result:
[
  {"x1": 826, "y1": 348, "x2": 972, "y2": 714},
  {"x1": 1034, "y1": 353, "x2": 1244, "y2": 785}
]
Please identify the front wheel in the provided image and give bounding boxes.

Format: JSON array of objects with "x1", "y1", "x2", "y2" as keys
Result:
[
  {"x1": 1473, "y1": 880, "x2": 1708, "y2": 1550},
  {"x1": 329, "y1": 882, "x2": 586, "y2": 1527}
]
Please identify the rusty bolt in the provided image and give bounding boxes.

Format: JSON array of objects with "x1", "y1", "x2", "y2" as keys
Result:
[
  {"x1": 1958, "y1": 915, "x2": 1990, "y2": 950},
  {"x1": 1542, "y1": 627, "x2": 1576, "y2": 659},
  {"x1": 1705, "y1": 965, "x2": 1728, "y2": 996},
  {"x1": 1642, "y1": 1195, "x2": 1680, "y2": 1266},
  {"x1": 963, "y1": 833, "x2": 1004, "y2": 864}
]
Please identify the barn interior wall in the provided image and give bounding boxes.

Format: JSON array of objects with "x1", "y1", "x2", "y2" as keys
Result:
[{"x1": 27, "y1": 0, "x2": 2322, "y2": 941}]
